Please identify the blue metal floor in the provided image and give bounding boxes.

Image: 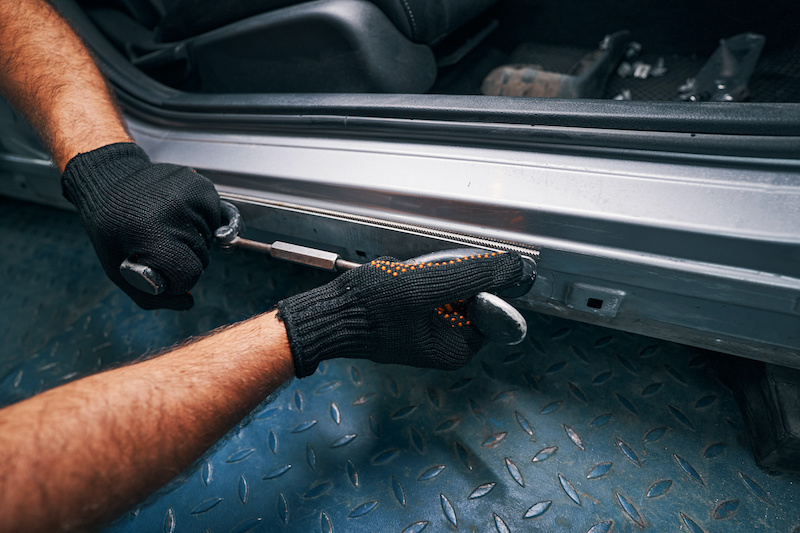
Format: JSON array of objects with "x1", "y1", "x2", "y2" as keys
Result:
[{"x1": 2, "y1": 196, "x2": 799, "y2": 533}]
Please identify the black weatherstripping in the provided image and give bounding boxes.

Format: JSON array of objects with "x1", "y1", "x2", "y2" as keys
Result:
[{"x1": 55, "y1": 0, "x2": 800, "y2": 158}]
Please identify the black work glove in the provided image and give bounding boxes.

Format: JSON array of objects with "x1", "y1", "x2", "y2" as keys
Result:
[
  {"x1": 61, "y1": 142, "x2": 221, "y2": 310},
  {"x1": 277, "y1": 252, "x2": 524, "y2": 378}
]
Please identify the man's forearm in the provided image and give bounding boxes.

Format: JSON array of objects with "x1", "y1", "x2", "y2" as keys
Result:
[
  {"x1": 0, "y1": 0, "x2": 132, "y2": 171},
  {"x1": 0, "y1": 310, "x2": 293, "y2": 532}
]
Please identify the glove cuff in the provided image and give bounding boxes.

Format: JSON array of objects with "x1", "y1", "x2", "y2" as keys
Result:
[
  {"x1": 61, "y1": 142, "x2": 150, "y2": 206},
  {"x1": 277, "y1": 284, "x2": 372, "y2": 378}
]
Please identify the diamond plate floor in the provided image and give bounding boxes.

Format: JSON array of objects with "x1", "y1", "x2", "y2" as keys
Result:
[{"x1": 2, "y1": 196, "x2": 799, "y2": 533}]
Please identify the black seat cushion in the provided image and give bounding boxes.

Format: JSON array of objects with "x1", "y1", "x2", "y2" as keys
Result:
[
  {"x1": 370, "y1": 0, "x2": 497, "y2": 44},
  {"x1": 109, "y1": 0, "x2": 496, "y2": 44}
]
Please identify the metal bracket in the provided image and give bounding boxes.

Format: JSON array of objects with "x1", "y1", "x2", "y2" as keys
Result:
[{"x1": 566, "y1": 282, "x2": 627, "y2": 317}]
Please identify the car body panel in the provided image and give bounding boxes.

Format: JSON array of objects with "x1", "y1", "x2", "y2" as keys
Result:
[
  {"x1": 1, "y1": 0, "x2": 798, "y2": 367},
  {"x1": 142, "y1": 118, "x2": 800, "y2": 364}
]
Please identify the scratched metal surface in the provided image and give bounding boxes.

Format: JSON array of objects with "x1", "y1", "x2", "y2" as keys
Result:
[{"x1": 1, "y1": 196, "x2": 799, "y2": 533}]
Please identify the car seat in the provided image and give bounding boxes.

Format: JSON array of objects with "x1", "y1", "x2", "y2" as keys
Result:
[{"x1": 86, "y1": 0, "x2": 499, "y2": 93}]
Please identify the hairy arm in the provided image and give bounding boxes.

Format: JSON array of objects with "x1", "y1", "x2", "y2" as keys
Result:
[
  {"x1": 0, "y1": 311, "x2": 294, "y2": 532},
  {"x1": 1, "y1": 0, "x2": 222, "y2": 310},
  {"x1": 0, "y1": 0, "x2": 132, "y2": 171}
]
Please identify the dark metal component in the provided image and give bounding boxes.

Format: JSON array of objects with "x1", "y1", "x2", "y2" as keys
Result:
[
  {"x1": 224, "y1": 236, "x2": 272, "y2": 255},
  {"x1": 226, "y1": 237, "x2": 362, "y2": 272},
  {"x1": 119, "y1": 258, "x2": 165, "y2": 295},
  {"x1": 470, "y1": 292, "x2": 527, "y2": 345},
  {"x1": 334, "y1": 258, "x2": 363, "y2": 271},
  {"x1": 496, "y1": 255, "x2": 537, "y2": 298},
  {"x1": 679, "y1": 32, "x2": 766, "y2": 102},
  {"x1": 480, "y1": 30, "x2": 631, "y2": 98},
  {"x1": 214, "y1": 200, "x2": 243, "y2": 248}
]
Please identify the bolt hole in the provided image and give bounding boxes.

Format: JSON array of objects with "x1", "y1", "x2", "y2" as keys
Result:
[{"x1": 586, "y1": 298, "x2": 604, "y2": 309}]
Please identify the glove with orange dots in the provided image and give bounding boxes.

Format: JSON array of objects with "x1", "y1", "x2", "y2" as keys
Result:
[{"x1": 277, "y1": 251, "x2": 524, "y2": 378}]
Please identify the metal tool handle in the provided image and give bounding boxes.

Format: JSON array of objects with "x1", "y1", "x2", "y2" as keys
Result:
[
  {"x1": 119, "y1": 200, "x2": 244, "y2": 295},
  {"x1": 119, "y1": 260, "x2": 166, "y2": 295},
  {"x1": 119, "y1": 202, "x2": 537, "y2": 345}
]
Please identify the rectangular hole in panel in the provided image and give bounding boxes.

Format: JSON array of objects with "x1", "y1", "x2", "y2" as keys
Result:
[{"x1": 586, "y1": 298, "x2": 604, "y2": 309}]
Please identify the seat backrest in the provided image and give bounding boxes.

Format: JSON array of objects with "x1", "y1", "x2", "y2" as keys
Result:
[
  {"x1": 106, "y1": 0, "x2": 306, "y2": 41},
  {"x1": 108, "y1": 0, "x2": 496, "y2": 44},
  {"x1": 370, "y1": 0, "x2": 497, "y2": 45}
]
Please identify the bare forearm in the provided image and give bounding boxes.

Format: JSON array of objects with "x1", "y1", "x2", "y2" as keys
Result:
[
  {"x1": 0, "y1": 310, "x2": 293, "y2": 532},
  {"x1": 0, "y1": 0, "x2": 132, "y2": 171}
]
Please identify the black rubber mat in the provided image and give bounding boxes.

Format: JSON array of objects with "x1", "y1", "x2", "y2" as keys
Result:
[{"x1": 2, "y1": 196, "x2": 800, "y2": 533}]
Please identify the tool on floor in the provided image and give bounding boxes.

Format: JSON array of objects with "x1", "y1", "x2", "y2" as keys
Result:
[
  {"x1": 480, "y1": 30, "x2": 631, "y2": 98},
  {"x1": 121, "y1": 202, "x2": 537, "y2": 345}
]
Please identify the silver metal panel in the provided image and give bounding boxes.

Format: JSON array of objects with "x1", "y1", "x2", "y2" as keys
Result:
[
  {"x1": 0, "y1": 95, "x2": 797, "y2": 363},
  {"x1": 126, "y1": 118, "x2": 800, "y2": 365}
]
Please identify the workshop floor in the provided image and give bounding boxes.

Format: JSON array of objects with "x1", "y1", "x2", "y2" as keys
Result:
[{"x1": 2, "y1": 196, "x2": 799, "y2": 532}]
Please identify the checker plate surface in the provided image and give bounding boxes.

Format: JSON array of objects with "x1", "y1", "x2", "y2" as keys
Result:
[{"x1": 1, "y1": 197, "x2": 799, "y2": 533}]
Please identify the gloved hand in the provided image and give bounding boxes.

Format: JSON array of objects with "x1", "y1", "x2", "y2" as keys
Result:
[
  {"x1": 277, "y1": 251, "x2": 524, "y2": 377},
  {"x1": 61, "y1": 142, "x2": 221, "y2": 310}
]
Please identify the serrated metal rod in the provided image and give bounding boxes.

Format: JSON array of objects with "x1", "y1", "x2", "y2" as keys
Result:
[{"x1": 220, "y1": 193, "x2": 540, "y2": 259}]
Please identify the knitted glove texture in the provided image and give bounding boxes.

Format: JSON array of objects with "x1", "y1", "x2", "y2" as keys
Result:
[
  {"x1": 277, "y1": 251, "x2": 523, "y2": 378},
  {"x1": 62, "y1": 143, "x2": 220, "y2": 310}
]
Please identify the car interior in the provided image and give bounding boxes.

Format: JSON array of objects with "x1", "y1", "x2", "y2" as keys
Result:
[{"x1": 81, "y1": 0, "x2": 799, "y2": 103}]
